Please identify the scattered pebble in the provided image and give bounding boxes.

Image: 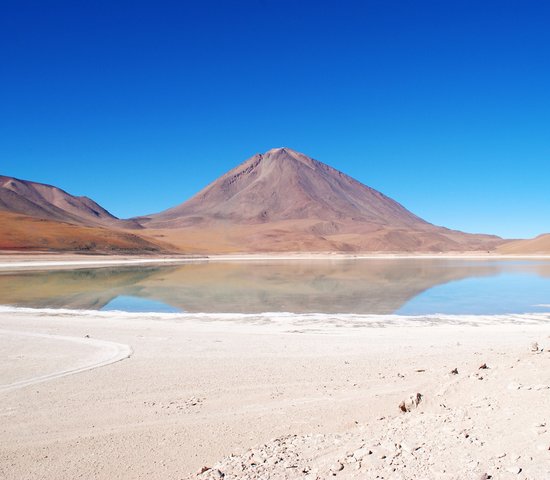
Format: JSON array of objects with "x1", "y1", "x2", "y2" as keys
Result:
[
  {"x1": 352, "y1": 447, "x2": 372, "y2": 459},
  {"x1": 505, "y1": 465, "x2": 522, "y2": 474},
  {"x1": 399, "y1": 393, "x2": 423, "y2": 413},
  {"x1": 189, "y1": 338, "x2": 549, "y2": 480}
]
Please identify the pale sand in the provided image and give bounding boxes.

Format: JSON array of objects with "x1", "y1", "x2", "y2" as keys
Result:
[
  {"x1": 2, "y1": 252, "x2": 550, "y2": 272},
  {"x1": 1, "y1": 308, "x2": 550, "y2": 479},
  {"x1": 0, "y1": 253, "x2": 202, "y2": 271}
]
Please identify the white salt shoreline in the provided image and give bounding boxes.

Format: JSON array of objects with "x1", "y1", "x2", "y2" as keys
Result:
[{"x1": 1, "y1": 305, "x2": 550, "y2": 330}]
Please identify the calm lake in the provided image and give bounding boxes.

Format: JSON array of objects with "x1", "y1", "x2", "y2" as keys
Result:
[{"x1": 1, "y1": 259, "x2": 550, "y2": 315}]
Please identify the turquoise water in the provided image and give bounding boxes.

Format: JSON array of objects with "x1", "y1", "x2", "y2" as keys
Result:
[
  {"x1": 396, "y1": 272, "x2": 550, "y2": 315},
  {"x1": 1, "y1": 259, "x2": 549, "y2": 315},
  {"x1": 102, "y1": 295, "x2": 182, "y2": 313}
]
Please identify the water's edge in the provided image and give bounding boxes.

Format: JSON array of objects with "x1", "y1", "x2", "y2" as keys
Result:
[{"x1": 2, "y1": 305, "x2": 549, "y2": 328}]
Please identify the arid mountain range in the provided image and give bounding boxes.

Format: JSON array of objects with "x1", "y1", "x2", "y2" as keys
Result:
[
  {"x1": 0, "y1": 148, "x2": 546, "y2": 253},
  {"x1": 0, "y1": 175, "x2": 140, "y2": 229},
  {"x1": 0, "y1": 176, "x2": 164, "y2": 253}
]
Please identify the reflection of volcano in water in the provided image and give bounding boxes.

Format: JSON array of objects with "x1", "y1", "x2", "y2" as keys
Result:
[
  {"x1": 128, "y1": 261, "x2": 504, "y2": 314},
  {"x1": 0, "y1": 260, "x2": 538, "y2": 314}
]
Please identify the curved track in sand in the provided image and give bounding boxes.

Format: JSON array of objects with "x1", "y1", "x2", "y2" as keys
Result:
[{"x1": 0, "y1": 329, "x2": 133, "y2": 393}]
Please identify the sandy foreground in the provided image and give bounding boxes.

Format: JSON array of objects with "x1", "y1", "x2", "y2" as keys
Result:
[{"x1": 0, "y1": 307, "x2": 549, "y2": 480}]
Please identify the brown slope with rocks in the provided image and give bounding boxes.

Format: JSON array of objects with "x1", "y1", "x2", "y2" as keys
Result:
[
  {"x1": 137, "y1": 148, "x2": 504, "y2": 253},
  {"x1": 0, "y1": 175, "x2": 141, "y2": 229},
  {"x1": 0, "y1": 211, "x2": 168, "y2": 253}
]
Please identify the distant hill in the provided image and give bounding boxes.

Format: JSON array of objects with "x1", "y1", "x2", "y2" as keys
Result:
[
  {"x1": 0, "y1": 175, "x2": 141, "y2": 229},
  {"x1": 498, "y1": 234, "x2": 550, "y2": 254},
  {"x1": 137, "y1": 148, "x2": 504, "y2": 253},
  {"x1": 0, "y1": 176, "x2": 172, "y2": 253}
]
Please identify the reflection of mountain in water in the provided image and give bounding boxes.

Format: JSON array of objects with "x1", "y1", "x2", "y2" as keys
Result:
[
  {"x1": 0, "y1": 260, "x2": 530, "y2": 314},
  {"x1": 0, "y1": 267, "x2": 170, "y2": 310}
]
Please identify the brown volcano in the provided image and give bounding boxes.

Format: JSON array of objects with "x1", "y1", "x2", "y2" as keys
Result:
[
  {"x1": 140, "y1": 147, "x2": 428, "y2": 229},
  {"x1": 138, "y1": 148, "x2": 503, "y2": 253}
]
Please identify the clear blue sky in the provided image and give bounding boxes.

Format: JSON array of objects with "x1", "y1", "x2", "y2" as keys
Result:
[{"x1": 1, "y1": 0, "x2": 549, "y2": 238}]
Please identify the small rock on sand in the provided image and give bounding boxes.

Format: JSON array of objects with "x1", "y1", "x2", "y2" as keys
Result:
[
  {"x1": 401, "y1": 441, "x2": 421, "y2": 453},
  {"x1": 204, "y1": 469, "x2": 224, "y2": 479},
  {"x1": 399, "y1": 393, "x2": 423, "y2": 412},
  {"x1": 352, "y1": 447, "x2": 372, "y2": 459},
  {"x1": 505, "y1": 466, "x2": 522, "y2": 474},
  {"x1": 450, "y1": 368, "x2": 459, "y2": 375}
]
